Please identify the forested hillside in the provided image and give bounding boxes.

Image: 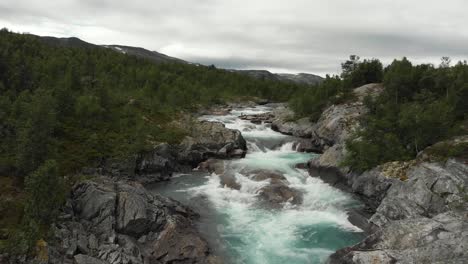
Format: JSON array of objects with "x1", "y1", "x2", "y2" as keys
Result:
[
  {"x1": 0, "y1": 29, "x2": 305, "y2": 253},
  {"x1": 289, "y1": 55, "x2": 468, "y2": 172},
  {"x1": 0, "y1": 29, "x2": 306, "y2": 175}
]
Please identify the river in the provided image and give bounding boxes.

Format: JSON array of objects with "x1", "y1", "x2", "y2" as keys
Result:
[{"x1": 150, "y1": 105, "x2": 363, "y2": 264}]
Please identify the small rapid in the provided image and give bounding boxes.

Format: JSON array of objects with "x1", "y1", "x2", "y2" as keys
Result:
[{"x1": 151, "y1": 105, "x2": 363, "y2": 264}]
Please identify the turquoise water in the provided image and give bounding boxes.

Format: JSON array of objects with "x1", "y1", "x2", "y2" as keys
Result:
[{"x1": 151, "y1": 106, "x2": 363, "y2": 264}]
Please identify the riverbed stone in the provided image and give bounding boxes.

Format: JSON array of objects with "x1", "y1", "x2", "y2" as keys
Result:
[
  {"x1": 251, "y1": 171, "x2": 303, "y2": 207},
  {"x1": 257, "y1": 183, "x2": 303, "y2": 207},
  {"x1": 219, "y1": 173, "x2": 241, "y2": 190},
  {"x1": 198, "y1": 159, "x2": 225, "y2": 175},
  {"x1": 74, "y1": 254, "x2": 108, "y2": 264}
]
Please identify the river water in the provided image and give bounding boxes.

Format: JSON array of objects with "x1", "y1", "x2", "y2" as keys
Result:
[{"x1": 151, "y1": 105, "x2": 363, "y2": 264}]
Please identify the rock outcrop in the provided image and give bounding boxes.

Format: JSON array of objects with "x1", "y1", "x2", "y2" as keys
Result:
[
  {"x1": 323, "y1": 156, "x2": 468, "y2": 263},
  {"x1": 329, "y1": 211, "x2": 467, "y2": 264},
  {"x1": 270, "y1": 106, "x2": 315, "y2": 137},
  {"x1": 47, "y1": 178, "x2": 221, "y2": 264},
  {"x1": 92, "y1": 119, "x2": 247, "y2": 184},
  {"x1": 307, "y1": 83, "x2": 383, "y2": 170},
  {"x1": 177, "y1": 121, "x2": 247, "y2": 166},
  {"x1": 269, "y1": 83, "x2": 384, "y2": 170}
]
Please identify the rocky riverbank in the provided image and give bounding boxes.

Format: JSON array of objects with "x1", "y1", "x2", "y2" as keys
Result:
[
  {"x1": 47, "y1": 178, "x2": 221, "y2": 264},
  {"x1": 2, "y1": 111, "x2": 251, "y2": 264},
  {"x1": 247, "y1": 83, "x2": 468, "y2": 263}
]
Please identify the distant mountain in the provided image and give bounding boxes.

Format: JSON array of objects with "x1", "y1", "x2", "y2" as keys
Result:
[
  {"x1": 37, "y1": 35, "x2": 97, "y2": 48},
  {"x1": 277, "y1": 73, "x2": 324, "y2": 85},
  {"x1": 35, "y1": 35, "x2": 322, "y2": 85},
  {"x1": 232, "y1": 70, "x2": 323, "y2": 85},
  {"x1": 103, "y1": 45, "x2": 187, "y2": 64}
]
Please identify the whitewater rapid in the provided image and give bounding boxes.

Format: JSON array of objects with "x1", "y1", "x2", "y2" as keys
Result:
[{"x1": 151, "y1": 105, "x2": 363, "y2": 264}]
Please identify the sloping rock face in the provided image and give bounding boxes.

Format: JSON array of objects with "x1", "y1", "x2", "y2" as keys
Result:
[
  {"x1": 271, "y1": 106, "x2": 315, "y2": 138},
  {"x1": 327, "y1": 158, "x2": 468, "y2": 263},
  {"x1": 308, "y1": 83, "x2": 383, "y2": 170},
  {"x1": 329, "y1": 211, "x2": 468, "y2": 264},
  {"x1": 270, "y1": 83, "x2": 383, "y2": 170},
  {"x1": 47, "y1": 178, "x2": 221, "y2": 264},
  {"x1": 370, "y1": 159, "x2": 468, "y2": 227}
]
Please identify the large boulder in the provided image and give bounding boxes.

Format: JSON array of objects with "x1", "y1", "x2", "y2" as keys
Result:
[
  {"x1": 256, "y1": 183, "x2": 303, "y2": 208},
  {"x1": 48, "y1": 178, "x2": 220, "y2": 264},
  {"x1": 251, "y1": 171, "x2": 303, "y2": 208},
  {"x1": 178, "y1": 121, "x2": 247, "y2": 166},
  {"x1": 197, "y1": 159, "x2": 225, "y2": 175},
  {"x1": 150, "y1": 217, "x2": 222, "y2": 264},
  {"x1": 329, "y1": 211, "x2": 468, "y2": 264},
  {"x1": 219, "y1": 173, "x2": 241, "y2": 190}
]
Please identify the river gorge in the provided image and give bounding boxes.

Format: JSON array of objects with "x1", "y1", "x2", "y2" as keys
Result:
[{"x1": 150, "y1": 105, "x2": 363, "y2": 264}]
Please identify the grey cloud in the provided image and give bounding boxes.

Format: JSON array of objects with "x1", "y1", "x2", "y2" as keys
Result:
[{"x1": 1, "y1": 0, "x2": 467, "y2": 74}]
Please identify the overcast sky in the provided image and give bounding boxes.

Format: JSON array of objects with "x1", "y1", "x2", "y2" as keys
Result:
[{"x1": 1, "y1": 0, "x2": 467, "y2": 75}]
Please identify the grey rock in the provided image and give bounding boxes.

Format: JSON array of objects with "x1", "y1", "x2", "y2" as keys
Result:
[
  {"x1": 74, "y1": 254, "x2": 108, "y2": 264},
  {"x1": 135, "y1": 143, "x2": 178, "y2": 183},
  {"x1": 88, "y1": 234, "x2": 98, "y2": 250},
  {"x1": 48, "y1": 178, "x2": 219, "y2": 264},
  {"x1": 115, "y1": 182, "x2": 165, "y2": 236},
  {"x1": 292, "y1": 139, "x2": 322, "y2": 153},
  {"x1": 329, "y1": 212, "x2": 468, "y2": 264},
  {"x1": 66, "y1": 241, "x2": 77, "y2": 259},
  {"x1": 370, "y1": 159, "x2": 468, "y2": 227},
  {"x1": 77, "y1": 234, "x2": 89, "y2": 254},
  {"x1": 198, "y1": 159, "x2": 226, "y2": 175},
  {"x1": 257, "y1": 183, "x2": 303, "y2": 208},
  {"x1": 271, "y1": 107, "x2": 314, "y2": 137},
  {"x1": 239, "y1": 112, "x2": 275, "y2": 124},
  {"x1": 149, "y1": 217, "x2": 222, "y2": 264},
  {"x1": 72, "y1": 181, "x2": 117, "y2": 240},
  {"x1": 219, "y1": 173, "x2": 241, "y2": 190},
  {"x1": 251, "y1": 171, "x2": 303, "y2": 207},
  {"x1": 251, "y1": 171, "x2": 287, "y2": 182},
  {"x1": 178, "y1": 121, "x2": 247, "y2": 166},
  {"x1": 328, "y1": 158, "x2": 468, "y2": 263}
]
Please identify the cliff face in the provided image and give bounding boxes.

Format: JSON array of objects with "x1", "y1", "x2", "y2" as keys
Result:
[{"x1": 267, "y1": 83, "x2": 468, "y2": 264}]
